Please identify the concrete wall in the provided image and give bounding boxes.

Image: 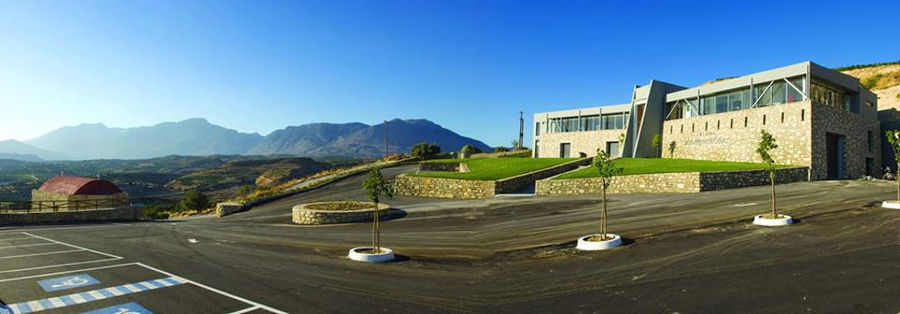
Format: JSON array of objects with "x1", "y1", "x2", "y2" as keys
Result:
[
  {"x1": 536, "y1": 167, "x2": 809, "y2": 195},
  {"x1": 0, "y1": 206, "x2": 142, "y2": 225},
  {"x1": 535, "y1": 129, "x2": 622, "y2": 158},
  {"x1": 215, "y1": 202, "x2": 243, "y2": 217}
]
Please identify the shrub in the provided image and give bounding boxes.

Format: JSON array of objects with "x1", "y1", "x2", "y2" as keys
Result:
[
  {"x1": 494, "y1": 146, "x2": 510, "y2": 153},
  {"x1": 410, "y1": 142, "x2": 441, "y2": 158},
  {"x1": 143, "y1": 202, "x2": 174, "y2": 219},
  {"x1": 178, "y1": 190, "x2": 209, "y2": 212},
  {"x1": 459, "y1": 144, "x2": 483, "y2": 156}
]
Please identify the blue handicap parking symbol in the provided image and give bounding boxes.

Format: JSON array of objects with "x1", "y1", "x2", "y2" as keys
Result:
[
  {"x1": 37, "y1": 274, "x2": 100, "y2": 292},
  {"x1": 81, "y1": 302, "x2": 153, "y2": 314}
]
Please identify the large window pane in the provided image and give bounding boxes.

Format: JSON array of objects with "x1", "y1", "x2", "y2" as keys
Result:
[
  {"x1": 715, "y1": 95, "x2": 728, "y2": 113},
  {"x1": 771, "y1": 81, "x2": 786, "y2": 104}
]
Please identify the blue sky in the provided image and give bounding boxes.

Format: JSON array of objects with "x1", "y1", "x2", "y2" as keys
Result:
[{"x1": 1, "y1": 0, "x2": 898, "y2": 147}]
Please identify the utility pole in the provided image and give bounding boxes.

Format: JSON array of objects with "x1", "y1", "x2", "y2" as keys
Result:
[
  {"x1": 384, "y1": 120, "x2": 389, "y2": 159},
  {"x1": 518, "y1": 111, "x2": 524, "y2": 150}
]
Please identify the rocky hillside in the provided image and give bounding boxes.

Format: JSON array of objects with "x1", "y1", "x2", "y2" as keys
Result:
[{"x1": 839, "y1": 61, "x2": 900, "y2": 112}]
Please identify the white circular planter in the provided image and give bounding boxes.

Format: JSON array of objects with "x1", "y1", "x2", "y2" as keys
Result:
[
  {"x1": 752, "y1": 214, "x2": 793, "y2": 226},
  {"x1": 576, "y1": 234, "x2": 622, "y2": 251},
  {"x1": 348, "y1": 247, "x2": 395, "y2": 263},
  {"x1": 882, "y1": 201, "x2": 900, "y2": 209}
]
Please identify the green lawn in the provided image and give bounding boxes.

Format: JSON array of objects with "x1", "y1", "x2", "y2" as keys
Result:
[
  {"x1": 411, "y1": 157, "x2": 577, "y2": 180},
  {"x1": 556, "y1": 158, "x2": 790, "y2": 179}
]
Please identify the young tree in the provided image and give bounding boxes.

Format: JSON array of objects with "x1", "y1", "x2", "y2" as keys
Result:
[
  {"x1": 650, "y1": 134, "x2": 662, "y2": 157},
  {"x1": 668, "y1": 141, "x2": 677, "y2": 158},
  {"x1": 510, "y1": 139, "x2": 520, "y2": 150},
  {"x1": 757, "y1": 130, "x2": 779, "y2": 218},
  {"x1": 886, "y1": 130, "x2": 900, "y2": 200},
  {"x1": 361, "y1": 168, "x2": 394, "y2": 253},
  {"x1": 593, "y1": 149, "x2": 623, "y2": 241}
]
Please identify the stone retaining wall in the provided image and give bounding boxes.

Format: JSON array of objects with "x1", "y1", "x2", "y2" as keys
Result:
[
  {"x1": 292, "y1": 202, "x2": 390, "y2": 225},
  {"x1": 394, "y1": 175, "x2": 496, "y2": 199},
  {"x1": 215, "y1": 202, "x2": 243, "y2": 217},
  {"x1": 395, "y1": 158, "x2": 591, "y2": 199},
  {"x1": 0, "y1": 206, "x2": 143, "y2": 225},
  {"x1": 536, "y1": 167, "x2": 809, "y2": 195},
  {"x1": 418, "y1": 162, "x2": 470, "y2": 173}
]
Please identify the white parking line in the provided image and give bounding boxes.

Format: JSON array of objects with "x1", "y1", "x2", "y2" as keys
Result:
[
  {"x1": 0, "y1": 258, "x2": 122, "y2": 274},
  {"x1": 22, "y1": 233, "x2": 122, "y2": 259},
  {"x1": 230, "y1": 306, "x2": 261, "y2": 314},
  {"x1": 0, "y1": 237, "x2": 37, "y2": 241},
  {"x1": 0, "y1": 243, "x2": 57, "y2": 250},
  {"x1": 0, "y1": 262, "x2": 136, "y2": 283},
  {"x1": 0, "y1": 249, "x2": 84, "y2": 260},
  {"x1": 136, "y1": 263, "x2": 288, "y2": 314}
]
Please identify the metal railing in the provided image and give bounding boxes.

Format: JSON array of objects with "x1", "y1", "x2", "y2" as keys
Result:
[{"x1": 0, "y1": 198, "x2": 129, "y2": 214}]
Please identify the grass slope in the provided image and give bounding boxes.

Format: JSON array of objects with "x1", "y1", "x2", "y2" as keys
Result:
[
  {"x1": 411, "y1": 158, "x2": 577, "y2": 180},
  {"x1": 557, "y1": 158, "x2": 789, "y2": 179}
]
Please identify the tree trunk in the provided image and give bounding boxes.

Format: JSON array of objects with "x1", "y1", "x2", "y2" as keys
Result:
[
  {"x1": 896, "y1": 162, "x2": 899, "y2": 201},
  {"x1": 770, "y1": 170, "x2": 777, "y2": 217},
  {"x1": 601, "y1": 180, "x2": 608, "y2": 241},
  {"x1": 372, "y1": 200, "x2": 380, "y2": 253}
]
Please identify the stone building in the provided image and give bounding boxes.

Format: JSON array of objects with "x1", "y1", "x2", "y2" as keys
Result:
[
  {"x1": 533, "y1": 61, "x2": 881, "y2": 180},
  {"x1": 31, "y1": 176, "x2": 129, "y2": 211}
]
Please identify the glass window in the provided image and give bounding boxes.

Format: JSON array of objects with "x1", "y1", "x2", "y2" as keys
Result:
[
  {"x1": 580, "y1": 115, "x2": 600, "y2": 131},
  {"x1": 771, "y1": 81, "x2": 786, "y2": 104},
  {"x1": 715, "y1": 95, "x2": 728, "y2": 113},
  {"x1": 535, "y1": 122, "x2": 540, "y2": 136}
]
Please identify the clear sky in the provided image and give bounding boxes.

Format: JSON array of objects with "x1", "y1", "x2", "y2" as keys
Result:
[{"x1": 1, "y1": 0, "x2": 898, "y2": 147}]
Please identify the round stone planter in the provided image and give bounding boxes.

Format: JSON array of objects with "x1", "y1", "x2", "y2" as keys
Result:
[
  {"x1": 752, "y1": 214, "x2": 793, "y2": 226},
  {"x1": 292, "y1": 201, "x2": 390, "y2": 225},
  {"x1": 576, "y1": 234, "x2": 622, "y2": 251},
  {"x1": 348, "y1": 247, "x2": 395, "y2": 263},
  {"x1": 882, "y1": 201, "x2": 900, "y2": 209}
]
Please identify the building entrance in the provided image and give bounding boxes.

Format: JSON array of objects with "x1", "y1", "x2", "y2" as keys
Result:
[{"x1": 826, "y1": 133, "x2": 845, "y2": 179}]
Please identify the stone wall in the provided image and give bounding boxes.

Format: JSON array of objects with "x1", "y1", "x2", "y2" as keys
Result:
[
  {"x1": 394, "y1": 175, "x2": 496, "y2": 199},
  {"x1": 0, "y1": 206, "x2": 142, "y2": 225},
  {"x1": 418, "y1": 162, "x2": 470, "y2": 173},
  {"x1": 494, "y1": 158, "x2": 592, "y2": 193},
  {"x1": 396, "y1": 158, "x2": 591, "y2": 199},
  {"x1": 535, "y1": 129, "x2": 623, "y2": 158},
  {"x1": 536, "y1": 167, "x2": 809, "y2": 195},
  {"x1": 661, "y1": 101, "x2": 813, "y2": 169},
  {"x1": 660, "y1": 100, "x2": 881, "y2": 180},
  {"x1": 292, "y1": 202, "x2": 390, "y2": 225},
  {"x1": 215, "y1": 202, "x2": 243, "y2": 217},
  {"x1": 809, "y1": 103, "x2": 881, "y2": 179}
]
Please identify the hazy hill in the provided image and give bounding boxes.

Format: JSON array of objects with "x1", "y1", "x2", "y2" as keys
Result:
[
  {"x1": 247, "y1": 119, "x2": 492, "y2": 157},
  {"x1": 838, "y1": 61, "x2": 900, "y2": 112},
  {"x1": 26, "y1": 118, "x2": 263, "y2": 160},
  {"x1": 0, "y1": 140, "x2": 70, "y2": 161}
]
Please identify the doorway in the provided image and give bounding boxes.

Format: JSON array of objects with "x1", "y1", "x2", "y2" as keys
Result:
[
  {"x1": 606, "y1": 141, "x2": 619, "y2": 157},
  {"x1": 559, "y1": 143, "x2": 571, "y2": 158},
  {"x1": 825, "y1": 133, "x2": 845, "y2": 179}
]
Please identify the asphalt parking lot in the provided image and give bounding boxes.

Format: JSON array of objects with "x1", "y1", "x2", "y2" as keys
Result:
[{"x1": 2, "y1": 166, "x2": 900, "y2": 313}]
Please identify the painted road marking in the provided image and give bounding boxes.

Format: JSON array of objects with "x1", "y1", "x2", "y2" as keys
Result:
[
  {"x1": 0, "y1": 249, "x2": 84, "y2": 260},
  {"x1": 81, "y1": 302, "x2": 153, "y2": 314},
  {"x1": 0, "y1": 263, "x2": 136, "y2": 283},
  {"x1": 1, "y1": 277, "x2": 186, "y2": 313},
  {"x1": 37, "y1": 274, "x2": 100, "y2": 292},
  {"x1": 22, "y1": 233, "x2": 122, "y2": 259},
  {"x1": 0, "y1": 243, "x2": 57, "y2": 250}
]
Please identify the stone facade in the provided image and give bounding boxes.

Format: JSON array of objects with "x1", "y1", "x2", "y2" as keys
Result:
[
  {"x1": 536, "y1": 167, "x2": 809, "y2": 195},
  {"x1": 215, "y1": 202, "x2": 243, "y2": 217},
  {"x1": 535, "y1": 129, "x2": 623, "y2": 158},
  {"x1": 662, "y1": 100, "x2": 880, "y2": 180},
  {"x1": 292, "y1": 202, "x2": 390, "y2": 225},
  {"x1": 0, "y1": 206, "x2": 142, "y2": 225}
]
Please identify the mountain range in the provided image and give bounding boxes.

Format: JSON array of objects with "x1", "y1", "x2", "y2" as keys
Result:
[{"x1": 1, "y1": 118, "x2": 491, "y2": 161}]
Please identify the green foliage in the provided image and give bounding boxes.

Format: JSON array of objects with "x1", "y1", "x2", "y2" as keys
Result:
[
  {"x1": 618, "y1": 133, "x2": 625, "y2": 145},
  {"x1": 886, "y1": 130, "x2": 900, "y2": 161},
  {"x1": 414, "y1": 157, "x2": 575, "y2": 180},
  {"x1": 756, "y1": 130, "x2": 778, "y2": 169},
  {"x1": 143, "y1": 202, "x2": 173, "y2": 219},
  {"x1": 459, "y1": 144, "x2": 483, "y2": 156},
  {"x1": 410, "y1": 142, "x2": 441, "y2": 158},
  {"x1": 862, "y1": 74, "x2": 881, "y2": 90},
  {"x1": 361, "y1": 169, "x2": 394, "y2": 203},
  {"x1": 834, "y1": 61, "x2": 900, "y2": 71},
  {"x1": 510, "y1": 139, "x2": 520, "y2": 148},
  {"x1": 177, "y1": 190, "x2": 209, "y2": 212},
  {"x1": 651, "y1": 134, "x2": 662, "y2": 149},
  {"x1": 494, "y1": 146, "x2": 510, "y2": 153},
  {"x1": 238, "y1": 185, "x2": 254, "y2": 196},
  {"x1": 592, "y1": 150, "x2": 623, "y2": 188},
  {"x1": 558, "y1": 158, "x2": 789, "y2": 179},
  {"x1": 668, "y1": 141, "x2": 677, "y2": 157}
]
